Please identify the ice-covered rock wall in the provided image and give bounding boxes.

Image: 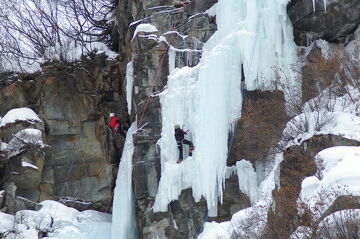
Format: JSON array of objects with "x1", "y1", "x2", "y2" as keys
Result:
[
  {"x1": 111, "y1": 123, "x2": 138, "y2": 239},
  {"x1": 154, "y1": 0, "x2": 298, "y2": 217}
]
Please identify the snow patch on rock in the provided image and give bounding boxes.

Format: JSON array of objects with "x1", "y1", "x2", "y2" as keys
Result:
[{"x1": 0, "y1": 108, "x2": 41, "y2": 128}]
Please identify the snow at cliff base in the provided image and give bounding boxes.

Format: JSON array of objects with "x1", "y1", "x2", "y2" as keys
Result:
[
  {"x1": 0, "y1": 200, "x2": 111, "y2": 239},
  {"x1": 154, "y1": 0, "x2": 298, "y2": 216},
  {"x1": 300, "y1": 146, "x2": 360, "y2": 216}
]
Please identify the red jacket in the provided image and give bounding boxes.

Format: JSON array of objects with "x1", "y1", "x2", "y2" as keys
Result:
[{"x1": 110, "y1": 116, "x2": 121, "y2": 129}]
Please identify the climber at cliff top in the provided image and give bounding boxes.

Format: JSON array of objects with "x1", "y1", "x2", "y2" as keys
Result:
[
  {"x1": 109, "y1": 113, "x2": 127, "y2": 137},
  {"x1": 174, "y1": 124, "x2": 194, "y2": 164}
]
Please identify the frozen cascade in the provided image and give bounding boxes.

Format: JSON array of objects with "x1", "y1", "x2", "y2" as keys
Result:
[
  {"x1": 111, "y1": 122, "x2": 138, "y2": 239},
  {"x1": 154, "y1": 0, "x2": 298, "y2": 216},
  {"x1": 126, "y1": 61, "x2": 134, "y2": 115}
]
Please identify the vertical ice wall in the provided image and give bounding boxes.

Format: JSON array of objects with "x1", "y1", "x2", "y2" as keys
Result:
[
  {"x1": 154, "y1": 0, "x2": 298, "y2": 216},
  {"x1": 126, "y1": 61, "x2": 134, "y2": 115},
  {"x1": 111, "y1": 122, "x2": 138, "y2": 239}
]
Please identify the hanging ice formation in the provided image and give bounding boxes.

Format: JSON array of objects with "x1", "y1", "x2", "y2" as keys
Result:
[
  {"x1": 126, "y1": 61, "x2": 134, "y2": 115},
  {"x1": 154, "y1": 0, "x2": 298, "y2": 216},
  {"x1": 312, "y1": 0, "x2": 328, "y2": 12},
  {"x1": 111, "y1": 122, "x2": 138, "y2": 239}
]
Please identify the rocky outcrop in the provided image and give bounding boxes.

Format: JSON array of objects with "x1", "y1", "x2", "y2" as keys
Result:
[
  {"x1": 288, "y1": 0, "x2": 360, "y2": 45},
  {"x1": 228, "y1": 90, "x2": 288, "y2": 167},
  {"x1": 266, "y1": 134, "x2": 360, "y2": 239},
  {"x1": 0, "y1": 53, "x2": 128, "y2": 212}
]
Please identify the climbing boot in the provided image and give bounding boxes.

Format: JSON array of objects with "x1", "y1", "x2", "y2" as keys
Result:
[{"x1": 189, "y1": 147, "x2": 194, "y2": 156}]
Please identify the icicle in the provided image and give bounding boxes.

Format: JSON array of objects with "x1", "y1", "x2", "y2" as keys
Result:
[
  {"x1": 168, "y1": 47, "x2": 176, "y2": 74},
  {"x1": 312, "y1": 0, "x2": 316, "y2": 12},
  {"x1": 111, "y1": 122, "x2": 138, "y2": 239},
  {"x1": 312, "y1": 0, "x2": 327, "y2": 12},
  {"x1": 126, "y1": 61, "x2": 134, "y2": 115}
]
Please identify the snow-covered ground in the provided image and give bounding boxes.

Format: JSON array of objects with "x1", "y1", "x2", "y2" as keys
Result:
[
  {"x1": 0, "y1": 200, "x2": 111, "y2": 239},
  {"x1": 300, "y1": 146, "x2": 360, "y2": 217}
]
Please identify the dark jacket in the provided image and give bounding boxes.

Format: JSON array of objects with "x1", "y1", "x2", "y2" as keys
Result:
[{"x1": 174, "y1": 128, "x2": 186, "y2": 142}]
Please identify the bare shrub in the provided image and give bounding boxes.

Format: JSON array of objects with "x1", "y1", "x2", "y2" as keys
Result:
[
  {"x1": 316, "y1": 209, "x2": 360, "y2": 239},
  {"x1": 229, "y1": 199, "x2": 271, "y2": 239},
  {"x1": 277, "y1": 45, "x2": 359, "y2": 149},
  {"x1": 0, "y1": 0, "x2": 115, "y2": 69}
]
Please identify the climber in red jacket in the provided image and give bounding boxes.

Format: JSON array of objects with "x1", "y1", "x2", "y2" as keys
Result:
[{"x1": 109, "y1": 113, "x2": 127, "y2": 137}]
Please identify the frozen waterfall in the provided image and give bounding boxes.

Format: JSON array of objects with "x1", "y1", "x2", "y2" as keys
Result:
[
  {"x1": 154, "y1": 0, "x2": 298, "y2": 216},
  {"x1": 111, "y1": 122, "x2": 138, "y2": 239}
]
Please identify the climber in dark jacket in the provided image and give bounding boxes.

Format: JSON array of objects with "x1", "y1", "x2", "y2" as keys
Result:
[
  {"x1": 109, "y1": 113, "x2": 127, "y2": 137},
  {"x1": 174, "y1": 124, "x2": 194, "y2": 163}
]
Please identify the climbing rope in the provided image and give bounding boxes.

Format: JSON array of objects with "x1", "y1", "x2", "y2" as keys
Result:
[{"x1": 137, "y1": 8, "x2": 185, "y2": 128}]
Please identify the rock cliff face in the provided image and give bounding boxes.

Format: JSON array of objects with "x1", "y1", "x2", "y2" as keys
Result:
[
  {"x1": 0, "y1": 54, "x2": 128, "y2": 212},
  {"x1": 288, "y1": 0, "x2": 360, "y2": 45},
  {"x1": 0, "y1": 0, "x2": 359, "y2": 238},
  {"x1": 117, "y1": 0, "x2": 359, "y2": 238},
  {"x1": 123, "y1": 1, "x2": 226, "y2": 238}
]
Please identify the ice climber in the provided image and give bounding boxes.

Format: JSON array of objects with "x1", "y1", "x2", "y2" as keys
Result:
[
  {"x1": 109, "y1": 113, "x2": 127, "y2": 137},
  {"x1": 174, "y1": 124, "x2": 194, "y2": 163}
]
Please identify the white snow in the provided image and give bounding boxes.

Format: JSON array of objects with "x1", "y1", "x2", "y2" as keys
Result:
[
  {"x1": 300, "y1": 146, "x2": 360, "y2": 218},
  {"x1": 306, "y1": 146, "x2": 360, "y2": 194},
  {"x1": 45, "y1": 41, "x2": 118, "y2": 62},
  {"x1": 0, "y1": 200, "x2": 111, "y2": 239},
  {"x1": 283, "y1": 111, "x2": 360, "y2": 148},
  {"x1": 154, "y1": 0, "x2": 298, "y2": 217},
  {"x1": 0, "y1": 108, "x2": 41, "y2": 128},
  {"x1": 7, "y1": 128, "x2": 47, "y2": 157},
  {"x1": 0, "y1": 211, "x2": 14, "y2": 234},
  {"x1": 197, "y1": 221, "x2": 232, "y2": 239},
  {"x1": 111, "y1": 122, "x2": 138, "y2": 239},
  {"x1": 1, "y1": 41, "x2": 118, "y2": 74},
  {"x1": 21, "y1": 161, "x2": 39, "y2": 170},
  {"x1": 199, "y1": 199, "x2": 270, "y2": 239},
  {"x1": 132, "y1": 23, "x2": 159, "y2": 40},
  {"x1": 1, "y1": 141, "x2": 8, "y2": 151},
  {"x1": 126, "y1": 61, "x2": 134, "y2": 115}
]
